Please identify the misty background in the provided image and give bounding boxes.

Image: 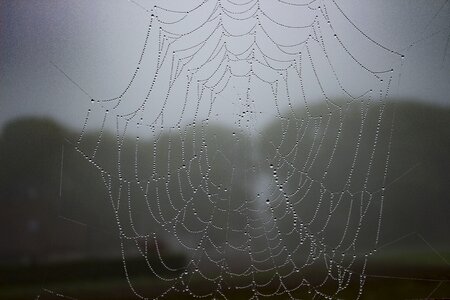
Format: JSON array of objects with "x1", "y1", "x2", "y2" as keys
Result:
[
  {"x1": 1, "y1": 1, "x2": 450, "y2": 299},
  {"x1": 1, "y1": 0, "x2": 450, "y2": 129}
]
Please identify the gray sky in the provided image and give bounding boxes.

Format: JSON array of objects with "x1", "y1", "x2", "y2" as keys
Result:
[{"x1": 1, "y1": 0, "x2": 449, "y2": 132}]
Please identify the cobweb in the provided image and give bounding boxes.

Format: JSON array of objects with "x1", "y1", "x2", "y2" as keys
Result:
[{"x1": 45, "y1": 0, "x2": 421, "y2": 299}]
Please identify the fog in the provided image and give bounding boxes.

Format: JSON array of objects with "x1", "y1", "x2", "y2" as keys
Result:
[
  {"x1": 1, "y1": 1, "x2": 450, "y2": 299},
  {"x1": 1, "y1": 0, "x2": 449, "y2": 131}
]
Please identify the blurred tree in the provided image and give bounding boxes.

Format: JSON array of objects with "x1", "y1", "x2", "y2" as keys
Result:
[
  {"x1": 258, "y1": 99, "x2": 450, "y2": 252},
  {"x1": 1, "y1": 100, "x2": 448, "y2": 266}
]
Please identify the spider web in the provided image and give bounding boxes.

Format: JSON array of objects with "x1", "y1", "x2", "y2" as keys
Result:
[{"x1": 48, "y1": 0, "x2": 414, "y2": 299}]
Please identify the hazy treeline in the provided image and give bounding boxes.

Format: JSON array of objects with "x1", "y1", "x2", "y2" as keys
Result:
[{"x1": 0, "y1": 99, "x2": 449, "y2": 264}]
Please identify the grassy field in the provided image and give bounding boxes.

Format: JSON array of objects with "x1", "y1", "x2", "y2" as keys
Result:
[{"x1": 2, "y1": 251, "x2": 449, "y2": 300}]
